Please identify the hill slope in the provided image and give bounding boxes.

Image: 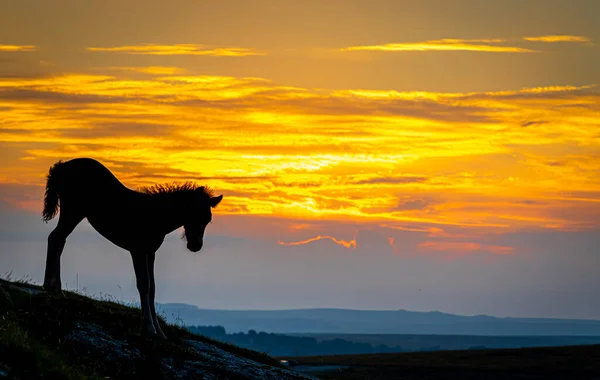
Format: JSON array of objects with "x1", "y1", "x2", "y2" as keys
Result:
[{"x1": 0, "y1": 278, "x2": 314, "y2": 380}]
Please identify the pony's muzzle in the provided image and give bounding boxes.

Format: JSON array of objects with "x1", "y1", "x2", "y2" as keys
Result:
[{"x1": 187, "y1": 241, "x2": 202, "y2": 252}]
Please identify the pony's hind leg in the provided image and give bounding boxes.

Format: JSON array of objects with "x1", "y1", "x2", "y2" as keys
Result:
[{"x1": 43, "y1": 210, "x2": 84, "y2": 294}]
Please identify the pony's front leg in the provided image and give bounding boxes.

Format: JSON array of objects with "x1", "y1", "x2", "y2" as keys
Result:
[
  {"x1": 147, "y1": 251, "x2": 167, "y2": 339},
  {"x1": 131, "y1": 252, "x2": 157, "y2": 336}
]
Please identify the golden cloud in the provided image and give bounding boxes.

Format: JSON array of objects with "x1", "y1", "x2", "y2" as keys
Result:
[
  {"x1": 341, "y1": 39, "x2": 536, "y2": 53},
  {"x1": 523, "y1": 35, "x2": 591, "y2": 43},
  {"x1": 0, "y1": 72, "x2": 598, "y2": 236},
  {"x1": 87, "y1": 44, "x2": 266, "y2": 56},
  {"x1": 0, "y1": 44, "x2": 37, "y2": 52},
  {"x1": 107, "y1": 66, "x2": 186, "y2": 75}
]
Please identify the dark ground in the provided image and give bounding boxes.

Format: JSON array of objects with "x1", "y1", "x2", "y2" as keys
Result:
[{"x1": 288, "y1": 344, "x2": 600, "y2": 379}]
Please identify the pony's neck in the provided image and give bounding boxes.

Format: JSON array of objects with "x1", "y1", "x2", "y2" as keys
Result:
[{"x1": 151, "y1": 191, "x2": 191, "y2": 235}]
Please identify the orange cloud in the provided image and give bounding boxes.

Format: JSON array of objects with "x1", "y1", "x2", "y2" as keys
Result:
[
  {"x1": 523, "y1": 35, "x2": 591, "y2": 43},
  {"x1": 0, "y1": 72, "x2": 598, "y2": 234},
  {"x1": 107, "y1": 66, "x2": 186, "y2": 75},
  {"x1": 87, "y1": 44, "x2": 266, "y2": 56},
  {"x1": 485, "y1": 245, "x2": 515, "y2": 255},
  {"x1": 287, "y1": 223, "x2": 314, "y2": 231},
  {"x1": 418, "y1": 241, "x2": 514, "y2": 258},
  {"x1": 341, "y1": 39, "x2": 536, "y2": 53},
  {"x1": 0, "y1": 44, "x2": 37, "y2": 52},
  {"x1": 278, "y1": 235, "x2": 357, "y2": 249},
  {"x1": 426, "y1": 228, "x2": 469, "y2": 239},
  {"x1": 381, "y1": 224, "x2": 432, "y2": 233},
  {"x1": 387, "y1": 236, "x2": 401, "y2": 255}
]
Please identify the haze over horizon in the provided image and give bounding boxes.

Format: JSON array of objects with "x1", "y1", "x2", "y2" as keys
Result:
[{"x1": 1, "y1": 0, "x2": 599, "y2": 320}]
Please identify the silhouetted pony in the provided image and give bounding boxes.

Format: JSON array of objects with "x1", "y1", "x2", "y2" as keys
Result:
[{"x1": 42, "y1": 158, "x2": 223, "y2": 339}]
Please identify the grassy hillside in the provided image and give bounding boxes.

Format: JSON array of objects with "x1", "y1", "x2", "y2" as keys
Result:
[
  {"x1": 290, "y1": 344, "x2": 600, "y2": 379},
  {"x1": 0, "y1": 278, "x2": 313, "y2": 379}
]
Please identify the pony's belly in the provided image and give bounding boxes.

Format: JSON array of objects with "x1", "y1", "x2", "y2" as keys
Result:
[
  {"x1": 86, "y1": 214, "x2": 164, "y2": 253},
  {"x1": 86, "y1": 215, "x2": 131, "y2": 250}
]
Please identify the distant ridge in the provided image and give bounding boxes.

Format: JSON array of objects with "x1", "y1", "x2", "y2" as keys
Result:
[{"x1": 158, "y1": 304, "x2": 600, "y2": 336}]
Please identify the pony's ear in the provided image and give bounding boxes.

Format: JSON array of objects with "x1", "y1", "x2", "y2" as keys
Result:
[{"x1": 210, "y1": 194, "x2": 223, "y2": 208}]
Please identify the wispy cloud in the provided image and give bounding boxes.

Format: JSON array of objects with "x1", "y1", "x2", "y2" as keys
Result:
[
  {"x1": 418, "y1": 241, "x2": 514, "y2": 259},
  {"x1": 0, "y1": 45, "x2": 37, "y2": 52},
  {"x1": 87, "y1": 44, "x2": 266, "y2": 56},
  {"x1": 523, "y1": 35, "x2": 591, "y2": 43},
  {"x1": 341, "y1": 39, "x2": 536, "y2": 53},
  {"x1": 278, "y1": 235, "x2": 357, "y2": 249},
  {"x1": 107, "y1": 66, "x2": 186, "y2": 75},
  {"x1": 353, "y1": 176, "x2": 428, "y2": 185}
]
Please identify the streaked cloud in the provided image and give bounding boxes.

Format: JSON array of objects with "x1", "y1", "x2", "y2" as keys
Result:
[
  {"x1": 418, "y1": 241, "x2": 514, "y2": 259},
  {"x1": 341, "y1": 39, "x2": 536, "y2": 53},
  {"x1": 106, "y1": 66, "x2": 186, "y2": 75},
  {"x1": 353, "y1": 176, "x2": 428, "y2": 185},
  {"x1": 0, "y1": 72, "x2": 598, "y2": 249},
  {"x1": 523, "y1": 35, "x2": 591, "y2": 43},
  {"x1": 87, "y1": 44, "x2": 266, "y2": 56},
  {"x1": 0, "y1": 45, "x2": 37, "y2": 52},
  {"x1": 278, "y1": 235, "x2": 357, "y2": 249}
]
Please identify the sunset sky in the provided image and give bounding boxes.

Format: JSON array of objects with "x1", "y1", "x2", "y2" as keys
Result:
[{"x1": 1, "y1": 0, "x2": 599, "y2": 319}]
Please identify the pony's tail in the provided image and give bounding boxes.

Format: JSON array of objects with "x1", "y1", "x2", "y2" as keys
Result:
[{"x1": 42, "y1": 160, "x2": 64, "y2": 223}]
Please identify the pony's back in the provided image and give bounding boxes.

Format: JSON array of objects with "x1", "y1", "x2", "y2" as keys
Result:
[{"x1": 42, "y1": 158, "x2": 128, "y2": 222}]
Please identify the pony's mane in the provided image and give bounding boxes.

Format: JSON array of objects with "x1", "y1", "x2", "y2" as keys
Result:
[{"x1": 138, "y1": 182, "x2": 215, "y2": 198}]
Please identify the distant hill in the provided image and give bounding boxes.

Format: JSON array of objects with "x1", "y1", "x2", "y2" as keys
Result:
[{"x1": 158, "y1": 303, "x2": 600, "y2": 335}]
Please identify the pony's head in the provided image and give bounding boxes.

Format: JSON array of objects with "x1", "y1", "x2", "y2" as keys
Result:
[{"x1": 183, "y1": 186, "x2": 223, "y2": 252}]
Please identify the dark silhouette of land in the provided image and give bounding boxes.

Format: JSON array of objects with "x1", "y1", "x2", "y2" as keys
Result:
[
  {"x1": 289, "y1": 344, "x2": 600, "y2": 379},
  {"x1": 186, "y1": 324, "x2": 600, "y2": 356},
  {"x1": 41, "y1": 158, "x2": 222, "y2": 338}
]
